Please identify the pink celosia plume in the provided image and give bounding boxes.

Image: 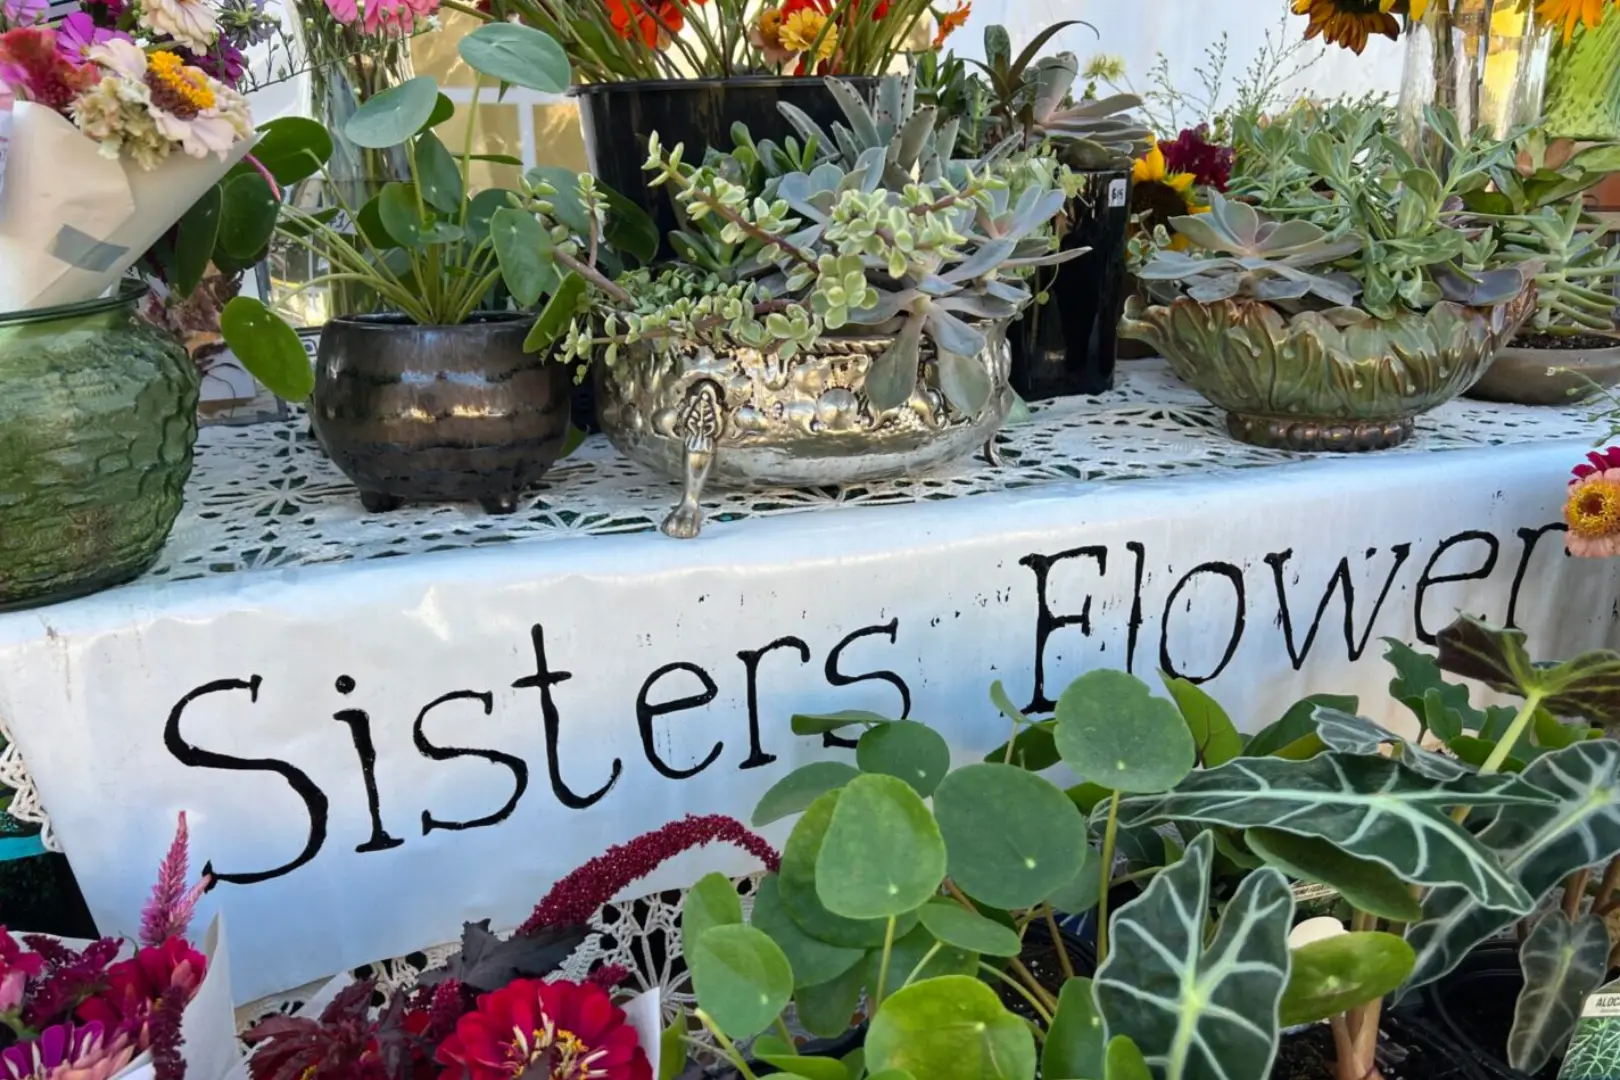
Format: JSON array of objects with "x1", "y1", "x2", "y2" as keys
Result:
[{"x1": 140, "y1": 812, "x2": 209, "y2": 949}]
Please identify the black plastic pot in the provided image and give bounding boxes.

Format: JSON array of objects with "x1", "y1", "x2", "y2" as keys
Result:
[
  {"x1": 1010, "y1": 169, "x2": 1133, "y2": 399},
  {"x1": 574, "y1": 76, "x2": 884, "y2": 258},
  {"x1": 312, "y1": 313, "x2": 572, "y2": 514},
  {"x1": 1422, "y1": 941, "x2": 1558, "y2": 1080}
]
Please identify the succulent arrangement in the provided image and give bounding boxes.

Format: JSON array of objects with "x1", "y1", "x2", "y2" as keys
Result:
[
  {"x1": 668, "y1": 616, "x2": 1620, "y2": 1080},
  {"x1": 548, "y1": 73, "x2": 1084, "y2": 414}
]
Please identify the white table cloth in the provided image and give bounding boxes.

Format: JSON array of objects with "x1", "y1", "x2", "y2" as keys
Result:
[{"x1": 1, "y1": 360, "x2": 1615, "y2": 1003}]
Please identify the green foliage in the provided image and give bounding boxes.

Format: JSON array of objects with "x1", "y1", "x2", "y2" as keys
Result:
[
  {"x1": 1510, "y1": 911, "x2": 1612, "y2": 1074},
  {"x1": 687, "y1": 924, "x2": 794, "y2": 1038},
  {"x1": 817, "y1": 775, "x2": 946, "y2": 919},
  {"x1": 1279, "y1": 932, "x2": 1414, "y2": 1027},
  {"x1": 1054, "y1": 670, "x2": 1196, "y2": 794},
  {"x1": 865, "y1": 977, "x2": 1037, "y2": 1080},
  {"x1": 1437, "y1": 616, "x2": 1620, "y2": 730},
  {"x1": 933, "y1": 763, "x2": 1089, "y2": 910}
]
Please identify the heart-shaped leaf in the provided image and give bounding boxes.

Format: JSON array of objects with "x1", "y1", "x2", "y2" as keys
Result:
[
  {"x1": 1404, "y1": 742, "x2": 1620, "y2": 994},
  {"x1": 780, "y1": 791, "x2": 915, "y2": 948},
  {"x1": 751, "y1": 875, "x2": 865, "y2": 989},
  {"x1": 1115, "y1": 754, "x2": 1548, "y2": 912},
  {"x1": 1438, "y1": 616, "x2": 1620, "y2": 727},
  {"x1": 459, "y1": 22, "x2": 571, "y2": 93},
  {"x1": 754, "y1": 762, "x2": 860, "y2": 828},
  {"x1": 1311, "y1": 707, "x2": 1468, "y2": 781},
  {"x1": 377, "y1": 182, "x2": 427, "y2": 248},
  {"x1": 681, "y1": 872, "x2": 742, "y2": 961},
  {"x1": 1095, "y1": 834, "x2": 1293, "y2": 1080},
  {"x1": 1045, "y1": 977, "x2": 1105, "y2": 1080},
  {"x1": 857, "y1": 721, "x2": 950, "y2": 798},
  {"x1": 414, "y1": 131, "x2": 464, "y2": 215},
  {"x1": 1246, "y1": 827, "x2": 1421, "y2": 923},
  {"x1": 688, "y1": 924, "x2": 793, "y2": 1039},
  {"x1": 220, "y1": 297, "x2": 313, "y2": 402},
  {"x1": 1509, "y1": 910, "x2": 1612, "y2": 1074},
  {"x1": 490, "y1": 207, "x2": 557, "y2": 306},
  {"x1": 816, "y1": 774, "x2": 945, "y2": 920},
  {"x1": 344, "y1": 76, "x2": 440, "y2": 150},
  {"x1": 1055, "y1": 670, "x2": 1195, "y2": 793},
  {"x1": 1161, "y1": 673, "x2": 1242, "y2": 767},
  {"x1": 249, "y1": 116, "x2": 333, "y2": 185},
  {"x1": 934, "y1": 763, "x2": 1088, "y2": 909},
  {"x1": 866, "y1": 976, "x2": 1036, "y2": 1080},
  {"x1": 1279, "y1": 931, "x2": 1414, "y2": 1027},
  {"x1": 917, "y1": 899, "x2": 1021, "y2": 957}
]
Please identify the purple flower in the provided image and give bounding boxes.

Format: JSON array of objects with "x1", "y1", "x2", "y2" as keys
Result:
[
  {"x1": 0, "y1": 1021, "x2": 134, "y2": 1080},
  {"x1": 54, "y1": 13, "x2": 127, "y2": 62},
  {"x1": 0, "y1": 0, "x2": 43, "y2": 28},
  {"x1": 178, "y1": 40, "x2": 244, "y2": 86}
]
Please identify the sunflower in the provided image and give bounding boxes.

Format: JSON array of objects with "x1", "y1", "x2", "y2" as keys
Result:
[
  {"x1": 1291, "y1": 0, "x2": 1401, "y2": 53},
  {"x1": 1131, "y1": 143, "x2": 1205, "y2": 249},
  {"x1": 1537, "y1": 0, "x2": 1618, "y2": 42}
]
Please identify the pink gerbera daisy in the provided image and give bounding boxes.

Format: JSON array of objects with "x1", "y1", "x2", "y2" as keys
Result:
[{"x1": 1565, "y1": 449, "x2": 1620, "y2": 558}]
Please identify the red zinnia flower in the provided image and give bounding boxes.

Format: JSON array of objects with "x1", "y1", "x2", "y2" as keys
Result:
[
  {"x1": 77, "y1": 938, "x2": 207, "y2": 1044},
  {"x1": 434, "y1": 979, "x2": 650, "y2": 1080},
  {"x1": 0, "y1": 26, "x2": 97, "y2": 109}
]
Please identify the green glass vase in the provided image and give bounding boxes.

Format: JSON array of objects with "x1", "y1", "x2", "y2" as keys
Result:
[{"x1": 0, "y1": 285, "x2": 199, "y2": 610}]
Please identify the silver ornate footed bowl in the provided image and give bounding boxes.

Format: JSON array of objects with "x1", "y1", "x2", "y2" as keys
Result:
[{"x1": 597, "y1": 326, "x2": 1013, "y2": 538}]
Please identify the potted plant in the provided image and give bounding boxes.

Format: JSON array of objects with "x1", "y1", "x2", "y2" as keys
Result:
[
  {"x1": 945, "y1": 22, "x2": 1152, "y2": 399},
  {"x1": 460, "y1": 0, "x2": 966, "y2": 251},
  {"x1": 0, "y1": 6, "x2": 261, "y2": 609},
  {"x1": 549, "y1": 73, "x2": 1081, "y2": 538},
  {"x1": 221, "y1": 22, "x2": 657, "y2": 515},
  {"x1": 1462, "y1": 132, "x2": 1620, "y2": 405},
  {"x1": 1122, "y1": 105, "x2": 1535, "y2": 451}
]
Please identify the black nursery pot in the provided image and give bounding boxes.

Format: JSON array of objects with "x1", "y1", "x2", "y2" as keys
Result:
[
  {"x1": 312, "y1": 313, "x2": 572, "y2": 515},
  {"x1": 1422, "y1": 941, "x2": 1561, "y2": 1080},
  {"x1": 1010, "y1": 169, "x2": 1133, "y2": 399},
  {"x1": 574, "y1": 76, "x2": 884, "y2": 257}
]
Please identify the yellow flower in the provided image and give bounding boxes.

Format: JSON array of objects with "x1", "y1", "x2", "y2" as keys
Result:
[
  {"x1": 1132, "y1": 144, "x2": 1194, "y2": 196},
  {"x1": 148, "y1": 50, "x2": 217, "y2": 113},
  {"x1": 780, "y1": 9, "x2": 838, "y2": 61},
  {"x1": 1291, "y1": 0, "x2": 1402, "y2": 53},
  {"x1": 1536, "y1": 0, "x2": 1617, "y2": 42},
  {"x1": 1566, "y1": 470, "x2": 1620, "y2": 557}
]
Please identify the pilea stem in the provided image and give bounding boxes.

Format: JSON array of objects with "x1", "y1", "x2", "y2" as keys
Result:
[
  {"x1": 873, "y1": 915, "x2": 898, "y2": 1012},
  {"x1": 1097, "y1": 789, "x2": 1122, "y2": 963},
  {"x1": 694, "y1": 1011, "x2": 760, "y2": 1080},
  {"x1": 978, "y1": 962, "x2": 1055, "y2": 1025},
  {"x1": 1043, "y1": 903, "x2": 1076, "y2": 981}
]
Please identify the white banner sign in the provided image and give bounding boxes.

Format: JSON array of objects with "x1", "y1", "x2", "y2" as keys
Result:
[{"x1": 1, "y1": 441, "x2": 1616, "y2": 1003}]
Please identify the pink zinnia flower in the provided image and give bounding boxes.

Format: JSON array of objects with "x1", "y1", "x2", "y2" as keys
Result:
[
  {"x1": 0, "y1": 931, "x2": 43, "y2": 1016},
  {"x1": 1565, "y1": 451, "x2": 1620, "y2": 558},
  {"x1": 54, "y1": 14, "x2": 126, "y2": 63},
  {"x1": 0, "y1": 1021, "x2": 134, "y2": 1080}
]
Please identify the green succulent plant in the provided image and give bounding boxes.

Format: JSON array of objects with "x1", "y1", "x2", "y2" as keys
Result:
[
  {"x1": 555, "y1": 77, "x2": 1082, "y2": 415},
  {"x1": 1495, "y1": 201, "x2": 1620, "y2": 335}
]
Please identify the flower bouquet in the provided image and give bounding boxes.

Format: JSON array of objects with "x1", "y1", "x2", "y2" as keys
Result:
[
  {"x1": 0, "y1": 0, "x2": 263, "y2": 312},
  {"x1": 0, "y1": 814, "x2": 238, "y2": 1080}
]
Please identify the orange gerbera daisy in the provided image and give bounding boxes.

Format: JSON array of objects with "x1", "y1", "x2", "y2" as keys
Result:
[
  {"x1": 1291, "y1": 0, "x2": 1401, "y2": 53},
  {"x1": 1537, "y1": 0, "x2": 1618, "y2": 42},
  {"x1": 932, "y1": 0, "x2": 970, "y2": 48}
]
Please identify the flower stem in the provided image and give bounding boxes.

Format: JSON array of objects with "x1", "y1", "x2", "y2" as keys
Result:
[
  {"x1": 1097, "y1": 789, "x2": 1122, "y2": 964},
  {"x1": 695, "y1": 1009, "x2": 762, "y2": 1080}
]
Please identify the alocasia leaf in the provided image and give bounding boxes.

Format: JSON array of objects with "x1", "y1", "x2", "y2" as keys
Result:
[
  {"x1": 1560, "y1": 980, "x2": 1620, "y2": 1080},
  {"x1": 1404, "y1": 741, "x2": 1620, "y2": 993},
  {"x1": 1112, "y1": 754, "x2": 1548, "y2": 912},
  {"x1": 1094, "y1": 833, "x2": 1294, "y2": 1080},
  {"x1": 1437, "y1": 616, "x2": 1620, "y2": 727},
  {"x1": 1510, "y1": 911, "x2": 1612, "y2": 1074},
  {"x1": 1384, "y1": 637, "x2": 1475, "y2": 741}
]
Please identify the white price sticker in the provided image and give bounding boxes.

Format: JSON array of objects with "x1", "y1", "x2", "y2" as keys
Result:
[{"x1": 1108, "y1": 177, "x2": 1128, "y2": 208}]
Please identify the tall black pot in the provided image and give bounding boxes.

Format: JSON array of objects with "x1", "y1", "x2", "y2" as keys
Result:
[
  {"x1": 1422, "y1": 941, "x2": 1566, "y2": 1080},
  {"x1": 312, "y1": 313, "x2": 572, "y2": 514},
  {"x1": 574, "y1": 76, "x2": 884, "y2": 255},
  {"x1": 1010, "y1": 169, "x2": 1133, "y2": 400}
]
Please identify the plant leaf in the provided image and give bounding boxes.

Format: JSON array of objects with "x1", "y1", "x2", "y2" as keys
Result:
[
  {"x1": 816, "y1": 774, "x2": 945, "y2": 920},
  {"x1": 754, "y1": 762, "x2": 860, "y2": 828},
  {"x1": 866, "y1": 313, "x2": 923, "y2": 412},
  {"x1": 866, "y1": 976, "x2": 1036, "y2": 1080},
  {"x1": 1114, "y1": 754, "x2": 1547, "y2": 912},
  {"x1": 1160, "y1": 673, "x2": 1242, "y2": 767},
  {"x1": 344, "y1": 76, "x2": 440, "y2": 150},
  {"x1": 1055, "y1": 670, "x2": 1195, "y2": 794},
  {"x1": 218, "y1": 172, "x2": 279, "y2": 261},
  {"x1": 917, "y1": 899, "x2": 1022, "y2": 958},
  {"x1": 780, "y1": 791, "x2": 916, "y2": 948},
  {"x1": 1279, "y1": 932, "x2": 1414, "y2": 1027},
  {"x1": 490, "y1": 207, "x2": 556, "y2": 306},
  {"x1": 1244, "y1": 694, "x2": 1359, "y2": 758},
  {"x1": 458, "y1": 22, "x2": 571, "y2": 93},
  {"x1": 525, "y1": 271, "x2": 586, "y2": 352},
  {"x1": 856, "y1": 721, "x2": 951, "y2": 798},
  {"x1": 1312, "y1": 707, "x2": 1469, "y2": 781},
  {"x1": 1095, "y1": 833, "x2": 1294, "y2": 1080},
  {"x1": 171, "y1": 185, "x2": 220, "y2": 298},
  {"x1": 377, "y1": 182, "x2": 428, "y2": 248},
  {"x1": 682, "y1": 872, "x2": 743, "y2": 961},
  {"x1": 1404, "y1": 741, "x2": 1620, "y2": 993},
  {"x1": 751, "y1": 875, "x2": 865, "y2": 989},
  {"x1": 219, "y1": 297, "x2": 313, "y2": 402},
  {"x1": 688, "y1": 924, "x2": 794, "y2": 1039},
  {"x1": 1045, "y1": 977, "x2": 1105, "y2": 1080},
  {"x1": 794, "y1": 958, "x2": 869, "y2": 1039},
  {"x1": 1510, "y1": 911, "x2": 1612, "y2": 1074},
  {"x1": 937, "y1": 350, "x2": 993, "y2": 415},
  {"x1": 1437, "y1": 616, "x2": 1620, "y2": 726},
  {"x1": 249, "y1": 116, "x2": 332, "y2": 185},
  {"x1": 419, "y1": 919, "x2": 587, "y2": 994},
  {"x1": 984, "y1": 722, "x2": 1060, "y2": 772},
  {"x1": 936, "y1": 761, "x2": 1090, "y2": 911},
  {"x1": 792, "y1": 711, "x2": 892, "y2": 736},
  {"x1": 414, "y1": 131, "x2": 464, "y2": 215},
  {"x1": 1246, "y1": 828, "x2": 1421, "y2": 923},
  {"x1": 1384, "y1": 638, "x2": 1474, "y2": 741}
]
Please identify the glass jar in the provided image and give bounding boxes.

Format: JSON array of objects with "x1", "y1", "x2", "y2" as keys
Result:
[
  {"x1": 0, "y1": 285, "x2": 198, "y2": 610},
  {"x1": 1398, "y1": 0, "x2": 1547, "y2": 145}
]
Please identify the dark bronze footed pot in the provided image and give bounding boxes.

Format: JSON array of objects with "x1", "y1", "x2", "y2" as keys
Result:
[{"x1": 312, "y1": 313, "x2": 571, "y2": 514}]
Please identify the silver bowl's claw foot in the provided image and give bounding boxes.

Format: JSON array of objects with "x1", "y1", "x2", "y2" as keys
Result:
[
  {"x1": 983, "y1": 436, "x2": 1004, "y2": 467},
  {"x1": 660, "y1": 379, "x2": 724, "y2": 540},
  {"x1": 359, "y1": 489, "x2": 405, "y2": 513},
  {"x1": 479, "y1": 493, "x2": 521, "y2": 515}
]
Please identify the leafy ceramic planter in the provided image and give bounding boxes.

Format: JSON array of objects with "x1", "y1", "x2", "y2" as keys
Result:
[
  {"x1": 0, "y1": 284, "x2": 197, "y2": 610},
  {"x1": 1119, "y1": 292, "x2": 1534, "y2": 450}
]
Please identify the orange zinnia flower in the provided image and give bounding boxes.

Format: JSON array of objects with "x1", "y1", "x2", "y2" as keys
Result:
[
  {"x1": 932, "y1": 0, "x2": 969, "y2": 47},
  {"x1": 605, "y1": 0, "x2": 697, "y2": 48}
]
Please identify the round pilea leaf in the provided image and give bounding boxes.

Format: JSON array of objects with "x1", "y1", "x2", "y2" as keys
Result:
[
  {"x1": 1055, "y1": 670, "x2": 1196, "y2": 793},
  {"x1": 933, "y1": 763, "x2": 1088, "y2": 910},
  {"x1": 751, "y1": 875, "x2": 865, "y2": 989},
  {"x1": 857, "y1": 720, "x2": 951, "y2": 797},
  {"x1": 753, "y1": 761, "x2": 860, "y2": 828},
  {"x1": 866, "y1": 976, "x2": 1036, "y2": 1080},
  {"x1": 1279, "y1": 931, "x2": 1415, "y2": 1028},
  {"x1": 687, "y1": 924, "x2": 794, "y2": 1039},
  {"x1": 917, "y1": 900, "x2": 1022, "y2": 957},
  {"x1": 680, "y1": 871, "x2": 742, "y2": 960},
  {"x1": 816, "y1": 774, "x2": 946, "y2": 920},
  {"x1": 780, "y1": 791, "x2": 915, "y2": 948}
]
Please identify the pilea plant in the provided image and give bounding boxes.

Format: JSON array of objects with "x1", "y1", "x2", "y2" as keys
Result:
[{"x1": 670, "y1": 614, "x2": 1620, "y2": 1080}]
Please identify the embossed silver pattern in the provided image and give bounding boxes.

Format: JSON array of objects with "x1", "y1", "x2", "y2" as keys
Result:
[{"x1": 596, "y1": 326, "x2": 1014, "y2": 537}]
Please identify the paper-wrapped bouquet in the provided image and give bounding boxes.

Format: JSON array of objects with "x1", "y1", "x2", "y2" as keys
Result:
[{"x1": 0, "y1": 0, "x2": 271, "y2": 313}]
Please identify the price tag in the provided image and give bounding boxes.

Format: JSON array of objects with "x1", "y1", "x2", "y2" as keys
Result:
[{"x1": 1108, "y1": 178, "x2": 1128, "y2": 208}]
